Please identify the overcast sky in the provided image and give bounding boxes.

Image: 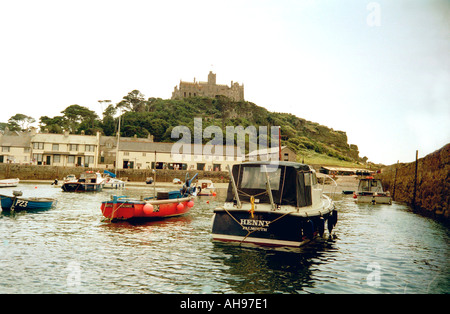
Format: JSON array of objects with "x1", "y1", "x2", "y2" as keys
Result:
[{"x1": 0, "y1": 0, "x2": 448, "y2": 165}]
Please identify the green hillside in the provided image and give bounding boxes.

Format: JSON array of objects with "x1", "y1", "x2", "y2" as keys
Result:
[{"x1": 34, "y1": 91, "x2": 363, "y2": 165}]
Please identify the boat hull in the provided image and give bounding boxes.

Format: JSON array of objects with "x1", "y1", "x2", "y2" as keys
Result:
[
  {"x1": 355, "y1": 194, "x2": 392, "y2": 204},
  {"x1": 62, "y1": 182, "x2": 104, "y2": 192},
  {"x1": 0, "y1": 178, "x2": 20, "y2": 188},
  {"x1": 212, "y1": 207, "x2": 337, "y2": 247},
  {"x1": 101, "y1": 197, "x2": 193, "y2": 220},
  {"x1": 0, "y1": 195, "x2": 56, "y2": 211}
]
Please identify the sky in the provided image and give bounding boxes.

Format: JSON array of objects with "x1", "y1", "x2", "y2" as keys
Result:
[{"x1": 0, "y1": 0, "x2": 448, "y2": 165}]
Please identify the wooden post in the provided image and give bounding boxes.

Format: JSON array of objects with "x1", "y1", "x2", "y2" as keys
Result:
[
  {"x1": 392, "y1": 160, "x2": 399, "y2": 200},
  {"x1": 412, "y1": 150, "x2": 418, "y2": 210}
]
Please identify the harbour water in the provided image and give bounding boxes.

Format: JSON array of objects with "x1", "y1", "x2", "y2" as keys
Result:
[{"x1": 0, "y1": 183, "x2": 448, "y2": 294}]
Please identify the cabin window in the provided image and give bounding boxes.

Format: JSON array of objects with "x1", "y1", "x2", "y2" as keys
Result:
[{"x1": 240, "y1": 166, "x2": 281, "y2": 190}]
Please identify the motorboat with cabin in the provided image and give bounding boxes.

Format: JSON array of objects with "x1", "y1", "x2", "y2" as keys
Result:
[
  {"x1": 353, "y1": 177, "x2": 391, "y2": 204},
  {"x1": 212, "y1": 162, "x2": 337, "y2": 247},
  {"x1": 61, "y1": 171, "x2": 105, "y2": 192}
]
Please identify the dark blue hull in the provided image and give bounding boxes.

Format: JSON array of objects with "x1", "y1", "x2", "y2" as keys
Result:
[
  {"x1": 212, "y1": 209, "x2": 337, "y2": 247},
  {"x1": 0, "y1": 195, "x2": 56, "y2": 211},
  {"x1": 61, "y1": 182, "x2": 103, "y2": 192}
]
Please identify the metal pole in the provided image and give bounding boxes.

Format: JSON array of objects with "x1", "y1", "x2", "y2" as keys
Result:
[
  {"x1": 262, "y1": 165, "x2": 276, "y2": 210},
  {"x1": 227, "y1": 164, "x2": 241, "y2": 208},
  {"x1": 412, "y1": 150, "x2": 418, "y2": 210}
]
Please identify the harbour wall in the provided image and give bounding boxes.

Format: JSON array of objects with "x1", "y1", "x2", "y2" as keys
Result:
[
  {"x1": 376, "y1": 143, "x2": 449, "y2": 223},
  {"x1": 0, "y1": 164, "x2": 230, "y2": 183}
]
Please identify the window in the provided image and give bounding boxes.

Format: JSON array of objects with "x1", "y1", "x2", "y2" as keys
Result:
[
  {"x1": 53, "y1": 155, "x2": 61, "y2": 163},
  {"x1": 124, "y1": 152, "x2": 129, "y2": 156},
  {"x1": 283, "y1": 153, "x2": 289, "y2": 161},
  {"x1": 241, "y1": 166, "x2": 281, "y2": 190},
  {"x1": 33, "y1": 142, "x2": 44, "y2": 149},
  {"x1": 33, "y1": 153, "x2": 43, "y2": 162},
  {"x1": 68, "y1": 155, "x2": 75, "y2": 164},
  {"x1": 24, "y1": 147, "x2": 30, "y2": 153},
  {"x1": 2, "y1": 147, "x2": 10, "y2": 152},
  {"x1": 85, "y1": 145, "x2": 95, "y2": 152},
  {"x1": 52, "y1": 144, "x2": 59, "y2": 151},
  {"x1": 69, "y1": 144, "x2": 78, "y2": 151},
  {"x1": 84, "y1": 156, "x2": 94, "y2": 166}
]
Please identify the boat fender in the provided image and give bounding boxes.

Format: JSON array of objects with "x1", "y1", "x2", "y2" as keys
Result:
[
  {"x1": 317, "y1": 217, "x2": 325, "y2": 237},
  {"x1": 331, "y1": 209, "x2": 338, "y2": 227},
  {"x1": 187, "y1": 200, "x2": 194, "y2": 208},
  {"x1": 303, "y1": 219, "x2": 314, "y2": 240},
  {"x1": 177, "y1": 203, "x2": 185, "y2": 211},
  {"x1": 143, "y1": 203, "x2": 154, "y2": 215},
  {"x1": 327, "y1": 217, "x2": 334, "y2": 234}
]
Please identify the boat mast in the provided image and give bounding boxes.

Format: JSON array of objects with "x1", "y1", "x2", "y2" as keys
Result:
[{"x1": 115, "y1": 111, "x2": 121, "y2": 175}]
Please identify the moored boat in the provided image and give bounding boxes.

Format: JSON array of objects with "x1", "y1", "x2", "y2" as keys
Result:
[
  {"x1": 101, "y1": 173, "x2": 198, "y2": 221},
  {"x1": 61, "y1": 171, "x2": 105, "y2": 192},
  {"x1": 102, "y1": 170, "x2": 126, "y2": 189},
  {"x1": 353, "y1": 177, "x2": 391, "y2": 204},
  {"x1": 212, "y1": 162, "x2": 337, "y2": 248},
  {"x1": 0, "y1": 178, "x2": 20, "y2": 188},
  {"x1": 0, "y1": 191, "x2": 56, "y2": 212},
  {"x1": 197, "y1": 179, "x2": 217, "y2": 196}
]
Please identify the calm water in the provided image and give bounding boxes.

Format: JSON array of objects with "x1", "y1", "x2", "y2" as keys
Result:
[{"x1": 0, "y1": 183, "x2": 448, "y2": 294}]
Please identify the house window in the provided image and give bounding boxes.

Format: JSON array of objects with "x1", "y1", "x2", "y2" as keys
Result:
[
  {"x1": 69, "y1": 144, "x2": 78, "y2": 151},
  {"x1": 2, "y1": 147, "x2": 10, "y2": 152},
  {"x1": 33, "y1": 153, "x2": 43, "y2": 162},
  {"x1": 284, "y1": 153, "x2": 289, "y2": 161},
  {"x1": 124, "y1": 152, "x2": 129, "y2": 156},
  {"x1": 52, "y1": 144, "x2": 59, "y2": 151},
  {"x1": 53, "y1": 155, "x2": 61, "y2": 163},
  {"x1": 85, "y1": 145, "x2": 95, "y2": 152},
  {"x1": 68, "y1": 155, "x2": 75, "y2": 164},
  {"x1": 33, "y1": 142, "x2": 44, "y2": 149}
]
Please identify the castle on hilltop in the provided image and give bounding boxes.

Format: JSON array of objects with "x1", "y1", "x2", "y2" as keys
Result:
[{"x1": 171, "y1": 71, "x2": 244, "y2": 101}]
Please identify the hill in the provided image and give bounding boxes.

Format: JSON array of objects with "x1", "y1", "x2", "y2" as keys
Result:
[{"x1": 34, "y1": 91, "x2": 363, "y2": 165}]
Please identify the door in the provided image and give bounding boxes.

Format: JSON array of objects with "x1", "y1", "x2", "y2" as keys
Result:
[
  {"x1": 46, "y1": 156, "x2": 51, "y2": 165},
  {"x1": 77, "y1": 157, "x2": 82, "y2": 166}
]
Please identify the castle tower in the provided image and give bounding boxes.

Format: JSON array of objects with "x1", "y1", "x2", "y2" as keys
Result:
[{"x1": 207, "y1": 71, "x2": 216, "y2": 85}]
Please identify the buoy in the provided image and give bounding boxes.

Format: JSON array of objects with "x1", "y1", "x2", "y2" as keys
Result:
[
  {"x1": 187, "y1": 200, "x2": 194, "y2": 208},
  {"x1": 177, "y1": 203, "x2": 185, "y2": 210},
  {"x1": 212, "y1": 192, "x2": 217, "y2": 196},
  {"x1": 206, "y1": 200, "x2": 209, "y2": 204},
  {"x1": 143, "y1": 203, "x2": 154, "y2": 215}
]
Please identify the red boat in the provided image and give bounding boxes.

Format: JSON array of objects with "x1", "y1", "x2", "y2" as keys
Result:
[
  {"x1": 101, "y1": 173, "x2": 199, "y2": 221},
  {"x1": 101, "y1": 193, "x2": 195, "y2": 221}
]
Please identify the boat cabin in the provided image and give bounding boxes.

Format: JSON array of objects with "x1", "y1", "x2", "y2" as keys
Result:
[
  {"x1": 79, "y1": 171, "x2": 103, "y2": 184},
  {"x1": 226, "y1": 162, "x2": 320, "y2": 208},
  {"x1": 357, "y1": 177, "x2": 385, "y2": 194}
]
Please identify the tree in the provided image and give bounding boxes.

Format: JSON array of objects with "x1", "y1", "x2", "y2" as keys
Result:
[
  {"x1": 61, "y1": 104, "x2": 98, "y2": 133},
  {"x1": 116, "y1": 90, "x2": 146, "y2": 112},
  {"x1": 8, "y1": 113, "x2": 36, "y2": 131}
]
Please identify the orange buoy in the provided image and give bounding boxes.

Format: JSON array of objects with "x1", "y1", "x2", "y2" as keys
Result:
[
  {"x1": 143, "y1": 203, "x2": 154, "y2": 214},
  {"x1": 187, "y1": 200, "x2": 194, "y2": 208}
]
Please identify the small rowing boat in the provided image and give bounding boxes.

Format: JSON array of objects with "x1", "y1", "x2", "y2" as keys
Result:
[
  {"x1": 0, "y1": 178, "x2": 20, "y2": 188},
  {"x1": 0, "y1": 191, "x2": 56, "y2": 212}
]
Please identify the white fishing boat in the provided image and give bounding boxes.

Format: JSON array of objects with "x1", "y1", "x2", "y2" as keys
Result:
[
  {"x1": 102, "y1": 170, "x2": 126, "y2": 189},
  {"x1": 197, "y1": 179, "x2": 216, "y2": 196},
  {"x1": 212, "y1": 162, "x2": 337, "y2": 248},
  {"x1": 354, "y1": 177, "x2": 392, "y2": 204},
  {"x1": 0, "y1": 178, "x2": 20, "y2": 188}
]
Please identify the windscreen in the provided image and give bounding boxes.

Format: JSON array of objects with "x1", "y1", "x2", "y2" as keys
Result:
[{"x1": 240, "y1": 166, "x2": 281, "y2": 190}]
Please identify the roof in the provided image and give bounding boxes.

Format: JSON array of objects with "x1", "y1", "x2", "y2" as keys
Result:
[{"x1": 239, "y1": 161, "x2": 311, "y2": 171}]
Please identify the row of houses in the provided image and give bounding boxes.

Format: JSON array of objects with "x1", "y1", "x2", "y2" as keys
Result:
[{"x1": 0, "y1": 129, "x2": 297, "y2": 171}]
